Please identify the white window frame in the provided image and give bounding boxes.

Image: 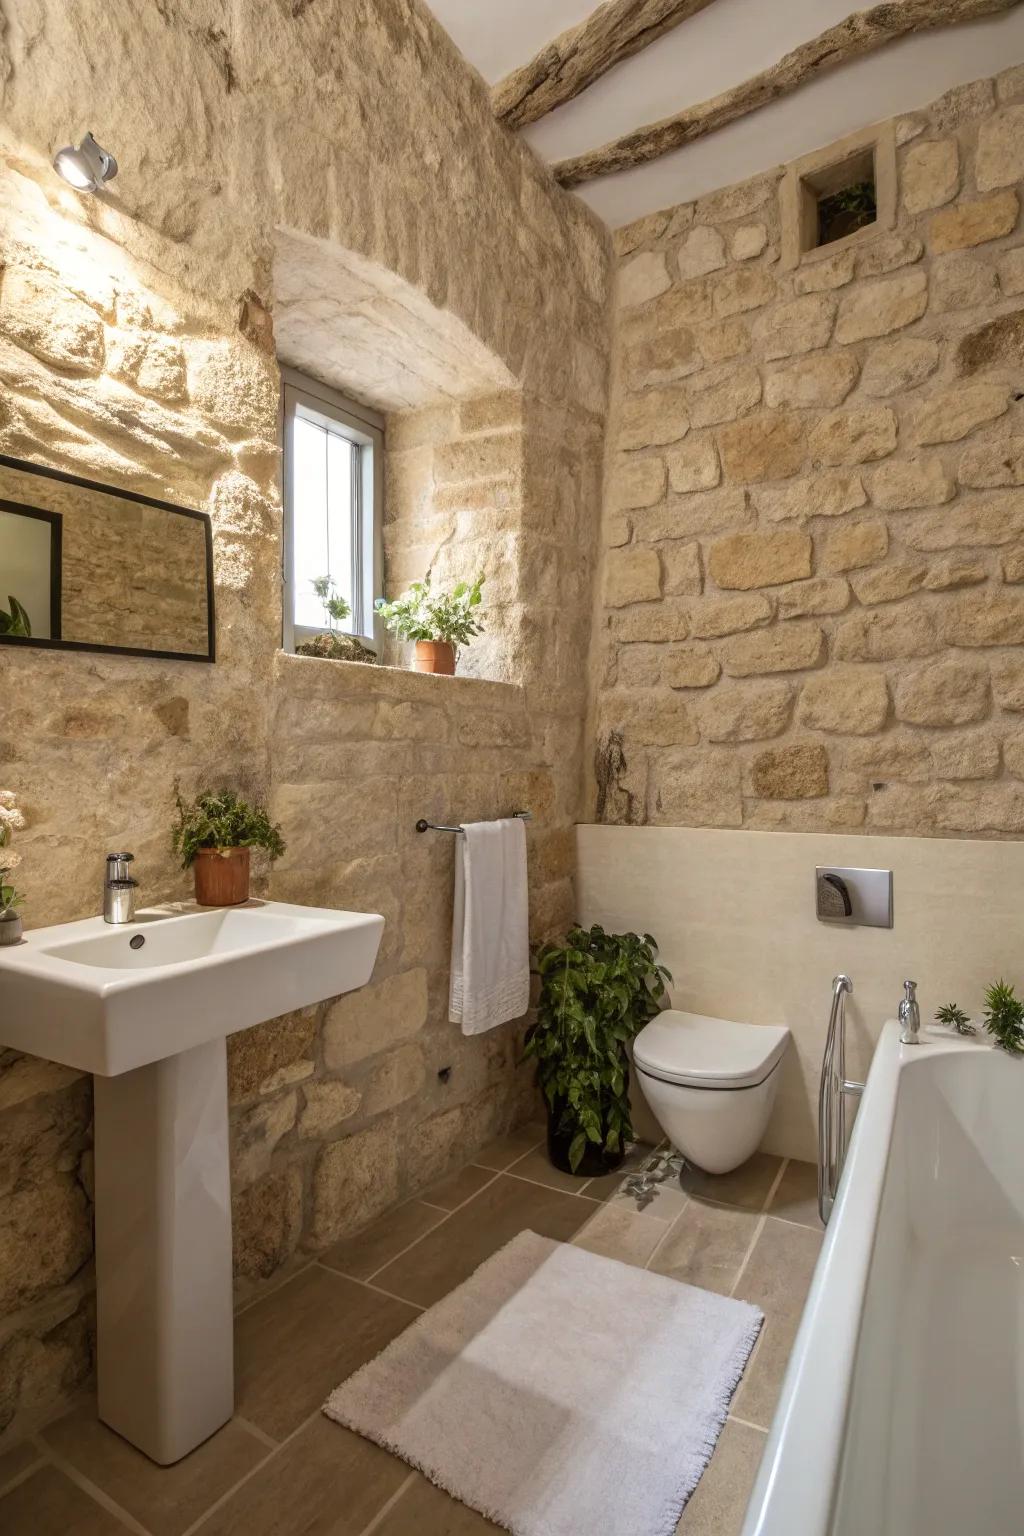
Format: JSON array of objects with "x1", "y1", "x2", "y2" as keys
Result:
[{"x1": 280, "y1": 366, "x2": 384, "y2": 653}]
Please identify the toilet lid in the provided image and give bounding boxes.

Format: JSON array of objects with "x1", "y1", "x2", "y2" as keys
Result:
[{"x1": 633, "y1": 1010, "x2": 790, "y2": 1089}]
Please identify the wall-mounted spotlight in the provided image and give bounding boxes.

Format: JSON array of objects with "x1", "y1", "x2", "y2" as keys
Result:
[{"x1": 52, "y1": 132, "x2": 118, "y2": 193}]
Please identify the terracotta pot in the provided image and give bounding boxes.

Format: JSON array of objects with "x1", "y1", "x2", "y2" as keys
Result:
[
  {"x1": 193, "y1": 846, "x2": 250, "y2": 907},
  {"x1": 413, "y1": 640, "x2": 456, "y2": 676}
]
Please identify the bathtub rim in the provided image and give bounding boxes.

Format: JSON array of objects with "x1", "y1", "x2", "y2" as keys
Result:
[{"x1": 739, "y1": 1018, "x2": 992, "y2": 1536}]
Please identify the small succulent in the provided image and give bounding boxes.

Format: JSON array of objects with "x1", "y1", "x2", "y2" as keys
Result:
[
  {"x1": 983, "y1": 980, "x2": 1024, "y2": 1057},
  {"x1": 934, "y1": 1002, "x2": 975, "y2": 1036}
]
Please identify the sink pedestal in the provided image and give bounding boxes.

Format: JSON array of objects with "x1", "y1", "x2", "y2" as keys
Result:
[{"x1": 94, "y1": 1038, "x2": 234, "y2": 1465}]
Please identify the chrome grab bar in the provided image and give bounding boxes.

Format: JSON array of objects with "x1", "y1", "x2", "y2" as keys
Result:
[{"x1": 817, "y1": 974, "x2": 865, "y2": 1225}]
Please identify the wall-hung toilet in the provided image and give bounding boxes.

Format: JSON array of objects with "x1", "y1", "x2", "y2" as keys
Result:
[{"x1": 633, "y1": 1010, "x2": 791, "y2": 1175}]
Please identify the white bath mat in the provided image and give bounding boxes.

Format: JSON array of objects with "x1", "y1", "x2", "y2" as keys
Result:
[{"x1": 323, "y1": 1230, "x2": 763, "y2": 1536}]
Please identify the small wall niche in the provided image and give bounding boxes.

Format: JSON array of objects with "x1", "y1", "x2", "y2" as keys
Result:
[{"x1": 781, "y1": 123, "x2": 896, "y2": 270}]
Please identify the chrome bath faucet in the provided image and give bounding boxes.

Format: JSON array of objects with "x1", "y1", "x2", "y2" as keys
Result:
[{"x1": 104, "y1": 852, "x2": 138, "y2": 925}]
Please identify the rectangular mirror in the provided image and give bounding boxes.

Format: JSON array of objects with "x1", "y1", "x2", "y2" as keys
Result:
[{"x1": 0, "y1": 454, "x2": 215, "y2": 663}]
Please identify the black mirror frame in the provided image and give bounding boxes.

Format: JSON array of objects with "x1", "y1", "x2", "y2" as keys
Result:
[{"x1": 0, "y1": 453, "x2": 215, "y2": 664}]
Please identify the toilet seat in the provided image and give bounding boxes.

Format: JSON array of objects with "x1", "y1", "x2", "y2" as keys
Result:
[{"x1": 634, "y1": 1010, "x2": 790, "y2": 1090}]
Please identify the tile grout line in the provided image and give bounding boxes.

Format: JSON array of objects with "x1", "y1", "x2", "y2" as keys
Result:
[
  {"x1": 230, "y1": 1413, "x2": 279, "y2": 1452},
  {"x1": 727, "y1": 1413, "x2": 770, "y2": 1435},
  {"x1": 726, "y1": 1160, "x2": 788, "y2": 1303},
  {"x1": 353, "y1": 1469, "x2": 419, "y2": 1536},
  {"x1": 178, "y1": 1405, "x2": 328, "y2": 1536},
  {"x1": 314, "y1": 1265, "x2": 426, "y2": 1313},
  {"x1": 357, "y1": 1167, "x2": 506, "y2": 1284},
  {"x1": 33, "y1": 1433, "x2": 153, "y2": 1536},
  {"x1": 642, "y1": 1194, "x2": 691, "y2": 1272},
  {"x1": 0, "y1": 1453, "x2": 47, "y2": 1500}
]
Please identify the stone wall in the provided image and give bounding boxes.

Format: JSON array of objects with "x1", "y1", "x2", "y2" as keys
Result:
[
  {"x1": 0, "y1": 0, "x2": 608, "y2": 1444},
  {"x1": 592, "y1": 71, "x2": 1024, "y2": 836}
]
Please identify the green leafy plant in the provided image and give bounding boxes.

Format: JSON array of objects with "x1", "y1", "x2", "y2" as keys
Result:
[
  {"x1": 0, "y1": 797, "x2": 25, "y2": 918},
  {"x1": 311, "y1": 574, "x2": 351, "y2": 629},
  {"x1": 172, "y1": 787, "x2": 285, "y2": 869},
  {"x1": 983, "y1": 980, "x2": 1024, "y2": 1056},
  {"x1": 524, "y1": 924, "x2": 670, "y2": 1173},
  {"x1": 0, "y1": 595, "x2": 31, "y2": 637},
  {"x1": 818, "y1": 179, "x2": 877, "y2": 245},
  {"x1": 935, "y1": 1002, "x2": 976, "y2": 1036},
  {"x1": 375, "y1": 572, "x2": 484, "y2": 646}
]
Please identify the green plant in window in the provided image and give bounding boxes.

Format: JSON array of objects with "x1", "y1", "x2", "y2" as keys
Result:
[
  {"x1": 311, "y1": 574, "x2": 351, "y2": 629},
  {"x1": 982, "y1": 980, "x2": 1024, "y2": 1056},
  {"x1": 524, "y1": 925, "x2": 670, "y2": 1173},
  {"x1": 0, "y1": 595, "x2": 32, "y2": 637},
  {"x1": 172, "y1": 786, "x2": 285, "y2": 869},
  {"x1": 934, "y1": 1002, "x2": 975, "y2": 1035},
  {"x1": 374, "y1": 571, "x2": 485, "y2": 646}
]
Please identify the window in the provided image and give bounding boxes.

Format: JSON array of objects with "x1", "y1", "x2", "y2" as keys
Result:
[
  {"x1": 803, "y1": 147, "x2": 877, "y2": 253},
  {"x1": 781, "y1": 124, "x2": 895, "y2": 271},
  {"x1": 281, "y1": 368, "x2": 383, "y2": 651}
]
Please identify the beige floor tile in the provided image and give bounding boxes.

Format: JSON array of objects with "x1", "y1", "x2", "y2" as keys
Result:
[
  {"x1": 768, "y1": 1159, "x2": 821, "y2": 1229},
  {"x1": 373, "y1": 1173, "x2": 596, "y2": 1308},
  {"x1": 676, "y1": 1420, "x2": 767, "y2": 1535},
  {"x1": 235, "y1": 1265, "x2": 418, "y2": 1441},
  {"x1": 193, "y1": 1416, "x2": 409, "y2": 1536},
  {"x1": 0, "y1": 1440, "x2": 42, "y2": 1493},
  {"x1": 571, "y1": 1203, "x2": 668, "y2": 1267},
  {"x1": 0, "y1": 1464, "x2": 132, "y2": 1535},
  {"x1": 503, "y1": 1145, "x2": 595, "y2": 1195},
  {"x1": 679, "y1": 1152, "x2": 783, "y2": 1212},
  {"x1": 421, "y1": 1164, "x2": 496, "y2": 1210},
  {"x1": 319, "y1": 1201, "x2": 447, "y2": 1281},
  {"x1": 648, "y1": 1202, "x2": 762, "y2": 1295},
  {"x1": 41, "y1": 1403, "x2": 268, "y2": 1536},
  {"x1": 731, "y1": 1217, "x2": 822, "y2": 1427},
  {"x1": 608, "y1": 1174, "x2": 690, "y2": 1222},
  {"x1": 473, "y1": 1121, "x2": 545, "y2": 1171},
  {"x1": 578, "y1": 1141, "x2": 654, "y2": 1202},
  {"x1": 373, "y1": 1472, "x2": 504, "y2": 1533}
]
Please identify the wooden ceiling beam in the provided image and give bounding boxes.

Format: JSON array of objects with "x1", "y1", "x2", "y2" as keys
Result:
[
  {"x1": 553, "y1": 0, "x2": 1023, "y2": 187},
  {"x1": 493, "y1": 0, "x2": 720, "y2": 129}
]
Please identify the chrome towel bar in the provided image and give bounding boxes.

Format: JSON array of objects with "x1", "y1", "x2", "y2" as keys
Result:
[{"x1": 415, "y1": 810, "x2": 532, "y2": 835}]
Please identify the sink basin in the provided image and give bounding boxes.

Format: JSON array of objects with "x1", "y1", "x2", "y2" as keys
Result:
[
  {"x1": 0, "y1": 895, "x2": 384, "y2": 1466},
  {"x1": 0, "y1": 898, "x2": 384, "y2": 1075}
]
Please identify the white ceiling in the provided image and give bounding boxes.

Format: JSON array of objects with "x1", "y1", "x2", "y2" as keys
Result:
[{"x1": 427, "y1": 0, "x2": 1024, "y2": 228}]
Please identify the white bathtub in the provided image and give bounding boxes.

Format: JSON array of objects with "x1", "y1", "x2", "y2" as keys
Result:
[{"x1": 742, "y1": 1020, "x2": 1024, "y2": 1536}]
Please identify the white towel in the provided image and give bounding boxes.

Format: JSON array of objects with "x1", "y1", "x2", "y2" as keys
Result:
[{"x1": 449, "y1": 818, "x2": 530, "y2": 1035}]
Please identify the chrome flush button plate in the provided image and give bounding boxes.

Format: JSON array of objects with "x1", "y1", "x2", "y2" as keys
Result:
[{"x1": 815, "y1": 866, "x2": 893, "y2": 928}]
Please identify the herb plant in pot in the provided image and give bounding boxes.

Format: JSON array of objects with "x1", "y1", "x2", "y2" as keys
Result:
[
  {"x1": 0, "y1": 793, "x2": 26, "y2": 945},
  {"x1": 525, "y1": 924, "x2": 670, "y2": 1176},
  {"x1": 172, "y1": 788, "x2": 286, "y2": 907},
  {"x1": 375, "y1": 572, "x2": 484, "y2": 675}
]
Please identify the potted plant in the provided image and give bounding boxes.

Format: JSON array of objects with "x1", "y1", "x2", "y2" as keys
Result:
[
  {"x1": 295, "y1": 575, "x2": 375, "y2": 665},
  {"x1": 375, "y1": 572, "x2": 484, "y2": 675},
  {"x1": 525, "y1": 924, "x2": 670, "y2": 1176},
  {"x1": 0, "y1": 792, "x2": 26, "y2": 945},
  {"x1": 0, "y1": 595, "x2": 31, "y2": 637},
  {"x1": 172, "y1": 787, "x2": 285, "y2": 907}
]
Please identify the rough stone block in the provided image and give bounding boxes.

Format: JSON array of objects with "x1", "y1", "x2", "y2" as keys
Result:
[
  {"x1": 310, "y1": 1121, "x2": 400, "y2": 1248},
  {"x1": 911, "y1": 382, "x2": 1010, "y2": 444},
  {"x1": 609, "y1": 455, "x2": 666, "y2": 511},
  {"x1": 1, "y1": 269, "x2": 104, "y2": 374},
  {"x1": 930, "y1": 734, "x2": 1000, "y2": 780},
  {"x1": 799, "y1": 670, "x2": 889, "y2": 734},
  {"x1": 698, "y1": 318, "x2": 750, "y2": 362},
  {"x1": 859, "y1": 338, "x2": 940, "y2": 397},
  {"x1": 600, "y1": 688, "x2": 697, "y2": 747},
  {"x1": 699, "y1": 681, "x2": 793, "y2": 741},
  {"x1": 999, "y1": 248, "x2": 1024, "y2": 295},
  {"x1": 923, "y1": 557, "x2": 988, "y2": 591},
  {"x1": 931, "y1": 254, "x2": 999, "y2": 313},
  {"x1": 834, "y1": 608, "x2": 939, "y2": 661},
  {"x1": 821, "y1": 521, "x2": 889, "y2": 574},
  {"x1": 712, "y1": 267, "x2": 776, "y2": 317},
  {"x1": 810, "y1": 407, "x2": 898, "y2": 467},
  {"x1": 232, "y1": 1093, "x2": 297, "y2": 1190},
  {"x1": 940, "y1": 592, "x2": 1024, "y2": 646},
  {"x1": 662, "y1": 644, "x2": 721, "y2": 689},
  {"x1": 856, "y1": 234, "x2": 924, "y2": 278},
  {"x1": 603, "y1": 546, "x2": 662, "y2": 607},
  {"x1": 688, "y1": 592, "x2": 774, "y2": 638},
  {"x1": 659, "y1": 540, "x2": 703, "y2": 596},
  {"x1": 894, "y1": 659, "x2": 990, "y2": 725},
  {"x1": 758, "y1": 472, "x2": 866, "y2": 522},
  {"x1": 716, "y1": 413, "x2": 806, "y2": 483},
  {"x1": 750, "y1": 743, "x2": 828, "y2": 799},
  {"x1": 323, "y1": 969, "x2": 428, "y2": 1070},
  {"x1": 299, "y1": 1080, "x2": 363, "y2": 1137},
  {"x1": 667, "y1": 438, "x2": 720, "y2": 493},
  {"x1": 901, "y1": 138, "x2": 959, "y2": 213},
  {"x1": 834, "y1": 270, "x2": 927, "y2": 343},
  {"x1": 625, "y1": 328, "x2": 701, "y2": 388},
  {"x1": 958, "y1": 436, "x2": 1024, "y2": 488},
  {"x1": 929, "y1": 191, "x2": 1019, "y2": 253},
  {"x1": 870, "y1": 457, "x2": 954, "y2": 510},
  {"x1": 954, "y1": 308, "x2": 1024, "y2": 376},
  {"x1": 649, "y1": 750, "x2": 741, "y2": 826},
  {"x1": 851, "y1": 563, "x2": 928, "y2": 605},
  {"x1": 228, "y1": 1009, "x2": 318, "y2": 1103},
  {"x1": 776, "y1": 577, "x2": 851, "y2": 618},
  {"x1": 687, "y1": 364, "x2": 761, "y2": 427},
  {"x1": 719, "y1": 621, "x2": 824, "y2": 677},
  {"x1": 793, "y1": 249, "x2": 855, "y2": 293},
  {"x1": 992, "y1": 655, "x2": 1024, "y2": 710},
  {"x1": 902, "y1": 493, "x2": 1024, "y2": 551},
  {"x1": 731, "y1": 224, "x2": 768, "y2": 260},
  {"x1": 618, "y1": 252, "x2": 671, "y2": 309},
  {"x1": 764, "y1": 353, "x2": 858, "y2": 409},
  {"x1": 975, "y1": 105, "x2": 1024, "y2": 190},
  {"x1": 708, "y1": 529, "x2": 812, "y2": 590},
  {"x1": 676, "y1": 225, "x2": 727, "y2": 280},
  {"x1": 753, "y1": 295, "x2": 836, "y2": 360},
  {"x1": 618, "y1": 388, "x2": 690, "y2": 449},
  {"x1": 233, "y1": 1168, "x2": 303, "y2": 1281}
]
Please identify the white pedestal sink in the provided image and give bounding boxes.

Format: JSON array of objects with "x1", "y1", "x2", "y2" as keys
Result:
[{"x1": 0, "y1": 899, "x2": 384, "y2": 1465}]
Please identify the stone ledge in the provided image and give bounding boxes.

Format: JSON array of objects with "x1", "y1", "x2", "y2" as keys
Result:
[{"x1": 273, "y1": 650, "x2": 526, "y2": 713}]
